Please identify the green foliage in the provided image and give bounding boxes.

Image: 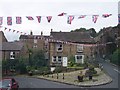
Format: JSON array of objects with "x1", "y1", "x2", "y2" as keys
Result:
[
  {"x1": 68, "y1": 55, "x2": 75, "y2": 67},
  {"x1": 71, "y1": 28, "x2": 87, "y2": 32},
  {"x1": 111, "y1": 48, "x2": 120, "y2": 66},
  {"x1": 31, "y1": 50, "x2": 47, "y2": 68}
]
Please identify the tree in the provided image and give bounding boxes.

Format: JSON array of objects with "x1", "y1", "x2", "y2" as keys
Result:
[{"x1": 31, "y1": 50, "x2": 47, "y2": 68}]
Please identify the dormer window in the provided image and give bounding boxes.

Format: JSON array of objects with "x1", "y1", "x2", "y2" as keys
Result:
[
  {"x1": 56, "y1": 43, "x2": 63, "y2": 52},
  {"x1": 77, "y1": 44, "x2": 83, "y2": 53},
  {"x1": 10, "y1": 52, "x2": 15, "y2": 59}
]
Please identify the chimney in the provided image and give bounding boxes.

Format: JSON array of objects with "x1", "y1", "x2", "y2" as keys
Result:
[
  {"x1": 41, "y1": 31, "x2": 43, "y2": 36},
  {"x1": 51, "y1": 29, "x2": 53, "y2": 32},
  {"x1": 30, "y1": 31, "x2": 33, "y2": 35}
]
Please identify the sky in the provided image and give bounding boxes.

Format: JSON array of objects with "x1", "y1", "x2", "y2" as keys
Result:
[{"x1": 0, "y1": 0, "x2": 119, "y2": 41}]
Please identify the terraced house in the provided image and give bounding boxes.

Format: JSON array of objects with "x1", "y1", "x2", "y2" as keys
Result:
[
  {"x1": 1, "y1": 29, "x2": 96, "y2": 67},
  {"x1": 49, "y1": 31, "x2": 96, "y2": 66},
  {"x1": 0, "y1": 31, "x2": 23, "y2": 60}
]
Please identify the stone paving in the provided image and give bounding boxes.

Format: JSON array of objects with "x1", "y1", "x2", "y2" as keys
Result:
[{"x1": 33, "y1": 68, "x2": 112, "y2": 87}]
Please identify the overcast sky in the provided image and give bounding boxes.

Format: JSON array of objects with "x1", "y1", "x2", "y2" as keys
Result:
[{"x1": 0, "y1": 0, "x2": 119, "y2": 41}]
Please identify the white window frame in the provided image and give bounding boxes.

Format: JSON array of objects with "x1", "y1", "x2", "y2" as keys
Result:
[
  {"x1": 52, "y1": 56, "x2": 62, "y2": 63},
  {"x1": 10, "y1": 51, "x2": 15, "y2": 59},
  {"x1": 77, "y1": 44, "x2": 83, "y2": 52},
  {"x1": 34, "y1": 39, "x2": 37, "y2": 44},
  {"x1": 56, "y1": 43, "x2": 63, "y2": 52},
  {"x1": 75, "y1": 55, "x2": 84, "y2": 64}
]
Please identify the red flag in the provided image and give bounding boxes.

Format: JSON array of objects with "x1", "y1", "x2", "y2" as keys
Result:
[
  {"x1": 36, "y1": 16, "x2": 41, "y2": 23},
  {"x1": 92, "y1": 15, "x2": 99, "y2": 23},
  {"x1": 0, "y1": 17, "x2": 3, "y2": 25},
  {"x1": 67, "y1": 16, "x2": 74, "y2": 24},
  {"x1": 7, "y1": 17, "x2": 12, "y2": 25},
  {"x1": 102, "y1": 14, "x2": 112, "y2": 18},
  {"x1": 46, "y1": 16, "x2": 52, "y2": 23},
  {"x1": 58, "y1": 12, "x2": 67, "y2": 16},
  {"x1": 26, "y1": 16, "x2": 34, "y2": 20},
  {"x1": 16, "y1": 17, "x2": 22, "y2": 24}
]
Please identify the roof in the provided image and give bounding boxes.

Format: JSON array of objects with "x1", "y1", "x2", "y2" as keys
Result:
[
  {"x1": 19, "y1": 35, "x2": 52, "y2": 40},
  {"x1": 0, "y1": 42, "x2": 23, "y2": 51},
  {"x1": 50, "y1": 32, "x2": 95, "y2": 43}
]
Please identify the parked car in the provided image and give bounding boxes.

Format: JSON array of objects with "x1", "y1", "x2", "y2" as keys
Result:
[{"x1": 0, "y1": 78, "x2": 19, "y2": 90}]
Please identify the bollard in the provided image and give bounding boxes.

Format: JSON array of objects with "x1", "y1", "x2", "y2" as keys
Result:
[
  {"x1": 52, "y1": 74, "x2": 53, "y2": 78},
  {"x1": 57, "y1": 73, "x2": 58, "y2": 79},
  {"x1": 63, "y1": 73, "x2": 64, "y2": 80}
]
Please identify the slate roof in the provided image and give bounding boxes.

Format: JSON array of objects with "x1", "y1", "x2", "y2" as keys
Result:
[
  {"x1": 50, "y1": 32, "x2": 95, "y2": 43},
  {"x1": 19, "y1": 35, "x2": 52, "y2": 40},
  {"x1": 0, "y1": 42, "x2": 23, "y2": 51}
]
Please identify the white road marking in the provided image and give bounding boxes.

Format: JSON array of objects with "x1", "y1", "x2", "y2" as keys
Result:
[{"x1": 114, "y1": 69, "x2": 120, "y2": 74}]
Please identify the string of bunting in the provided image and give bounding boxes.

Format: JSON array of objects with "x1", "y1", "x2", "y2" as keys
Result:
[
  {"x1": 0, "y1": 25, "x2": 28, "y2": 35},
  {"x1": 0, "y1": 13, "x2": 113, "y2": 25}
]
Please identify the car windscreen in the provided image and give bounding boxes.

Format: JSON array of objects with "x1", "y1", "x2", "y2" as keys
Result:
[{"x1": 0, "y1": 79, "x2": 11, "y2": 88}]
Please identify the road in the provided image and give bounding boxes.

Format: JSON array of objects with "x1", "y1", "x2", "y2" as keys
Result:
[
  {"x1": 92, "y1": 58, "x2": 120, "y2": 89},
  {"x1": 13, "y1": 76, "x2": 79, "y2": 88},
  {"x1": 6, "y1": 58, "x2": 120, "y2": 89}
]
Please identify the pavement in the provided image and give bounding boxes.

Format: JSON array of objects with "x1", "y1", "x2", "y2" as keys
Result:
[{"x1": 32, "y1": 68, "x2": 112, "y2": 87}]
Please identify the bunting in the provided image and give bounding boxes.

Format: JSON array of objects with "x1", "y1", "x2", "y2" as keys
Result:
[
  {"x1": 16, "y1": 17, "x2": 22, "y2": 24},
  {"x1": 102, "y1": 14, "x2": 112, "y2": 18},
  {"x1": 78, "y1": 15, "x2": 86, "y2": 19},
  {"x1": 7, "y1": 17, "x2": 12, "y2": 25},
  {"x1": 0, "y1": 26, "x2": 28, "y2": 35},
  {"x1": 36, "y1": 16, "x2": 41, "y2": 23},
  {"x1": 67, "y1": 16, "x2": 74, "y2": 24},
  {"x1": 0, "y1": 17, "x2": 3, "y2": 25},
  {"x1": 26, "y1": 16, "x2": 34, "y2": 20},
  {"x1": 0, "y1": 13, "x2": 113, "y2": 25},
  {"x1": 92, "y1": 15, "x2": 99, "y2": 23},
  {"x1": 58, "y1": 12, "x2": 67, "y2": 16},
  {"x1": 46, "y1": 16, "x2": 52, "y2": 23}
]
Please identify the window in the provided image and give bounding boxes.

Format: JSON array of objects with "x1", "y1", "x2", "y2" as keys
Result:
[
  {"x1": 56, "y1": 43, "x2": 63, "y2": 52},
  {"x1": 58, "y1": 56, "x2": 62, "y2": 62},
  {"x1": 77, "y1": 45, "x2": 83, "y2": 52},
  {"x1": 52, "y1": 56, "x2": 62, "y2": 63},
  {"x1": 10, "y1": 52, "x2": 15, "y2": 59},
  {"x1": 75, "y1": 55, "x2": 84, "y2": 64},
  {"x1": 34, "y1": 39, "x2": 37, "y2": 44},
  {"x1": 52, "y1": 56, "x2": 57, "y2": 62},
  {"x1": 33, "y1": 45, "x2": 37, "y2": 48}
]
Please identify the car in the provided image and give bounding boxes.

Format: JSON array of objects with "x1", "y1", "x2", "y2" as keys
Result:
[{"x1": 0, "y1": 78, "x2": 19, "y2": 90}]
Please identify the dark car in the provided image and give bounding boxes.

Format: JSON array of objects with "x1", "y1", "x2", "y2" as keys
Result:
[{"x1": 0, "y1": 78, "x2": 19, "y2": 90}]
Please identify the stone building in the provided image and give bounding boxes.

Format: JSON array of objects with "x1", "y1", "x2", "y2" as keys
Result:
[{"x1": 49, "y1": 31, "x2": 96, "y2": 66}]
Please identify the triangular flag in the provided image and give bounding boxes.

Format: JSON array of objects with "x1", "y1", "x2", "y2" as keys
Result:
[
  {"x1": 17, "y1": 31, "x2": 19, "y2": 33},
  {"x1": 36, "y1": 16, "x2": 41, "y2": 23},
  {"x1": 92, "y1": 15, "x2": 99, "y2": 23},
  {"x1": 16, "y1": 17, "x2": 22, "y2": 24},
  {"x1": 0, "y1": 17, "x2": 3, "y2": 25},
  {"x1": 7, "y1": 17, "x2": 12, "y2": 25},
  {"x1": 46, "y1": 16, "x2": 52, "y2": 23},
  {"x1": 13, "y1": 30, "x2": 16, "y2": 32},
  {"x1": 102, "y1": 14, "x2": 112, "y2": 18},
  {"x1": 9, "y1": 29, "x2": 11, "y2": 31},
  {"x1": 78, "y1": 15, "x2": 86, "y2": 19},
  {"x1": 67, "y1": 16, "x2": 74, "y2": 24},
  {"x1": 4, "y1": 27, "x2": 7, "y2": 31},
  {"x1": 26, "y1": 16, "x2": 34, "y2": 20},
  {"x1": 58, "y1": 12, "x2": 67, "y2": 16}
]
